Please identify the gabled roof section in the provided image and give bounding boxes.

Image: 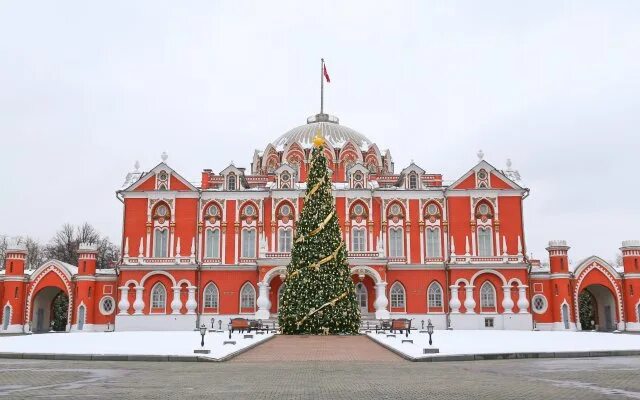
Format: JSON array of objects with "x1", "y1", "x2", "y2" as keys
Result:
[
  {"x1": 28, "y1": 259, "x2": 78, "y2": 281},
  {"x1": 120, "y1": 162, "x2": 198, "y2": 193},
  {"x1": 400, "y1": 162, "x2": 426, "y2": 176},
  {"x1": 572, "y1": 255, "x2": 621, "y2": 278},
  {"x1": 448, "y1": 160, "x2": 523, "y2": 191}
]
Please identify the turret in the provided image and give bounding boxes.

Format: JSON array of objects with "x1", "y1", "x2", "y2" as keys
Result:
[
  {"x1": 620, "y1": 240, "x2": 640, "y2": 274},
  {"x1": 77, "y1": 243, "x2": 98, "y2": 275},
  {"x1": 4, "y1": 241, "x2": 27, "y2": 275},
  {"x1": 546, "y1": 240, "x2": 570, "y2": 274}
]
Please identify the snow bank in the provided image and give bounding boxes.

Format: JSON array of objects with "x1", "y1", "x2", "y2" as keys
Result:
[
  {"x1": 368, "y1": 330, "x2": 640, "y2": 358},
  {"x1": 0, "y1": 331, "x2": 272, "y2": 360}
]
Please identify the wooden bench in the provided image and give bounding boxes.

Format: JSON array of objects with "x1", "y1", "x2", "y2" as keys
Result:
[
  {"x1": 390, "y1": 318, "x2": 412, "y2": 337},
  {"x1": 375, "y1": 319, "x2": 392, "y2": 334},
  {"x1": 229, "y1": 318, "x2": 250, "y2": 338}
]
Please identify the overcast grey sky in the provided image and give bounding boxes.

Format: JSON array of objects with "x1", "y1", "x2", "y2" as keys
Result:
[{"x1": 1, "y1": 1, "x2": 638, "y2": 263}]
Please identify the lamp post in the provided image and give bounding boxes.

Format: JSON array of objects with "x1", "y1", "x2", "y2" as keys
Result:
[
  {"x1": 199, "y1": 324, "x2": 207, "y2": 347},
  {"x1": 211, "y1": 317, "x2": 215, "y2": 329},
  {"x1": 427, "y1": 319, "x2": 434, "y2": 346}
]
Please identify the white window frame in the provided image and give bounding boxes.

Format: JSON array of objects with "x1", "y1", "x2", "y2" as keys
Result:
[
  {"x1": 390, "y1": 282, "x2": 406, "y2": 311},
  {"x1": 477, "y1": 227, "x2": 493, "y2": 257},
  {"x1": 480, "y1": 282, "x2": 497, "y2": 311},
  {"x1": 427, "y1": 282, "x2": 443, "y2": 310},
  {"x1": 351, "y1": 227, "x2": 367, "y2": 252},
  {"x1": 389, "y1": 227, "x2": 404, "y2": 258},
  {"x1": 203, "y1": 283, "x2": 219, "y2": 311},
  {"x1": 205, "y1": 228, "x2": 220, "y2": 258},
  {"x1": 151, "y1": 283, "x2": 167, "y2": 311},
  {"x1": 408, "y1": 173, "x2": 418, "y2": 189},
  {"x1": 426, "y1": 227, "x2": 441, "y2": 258},
  {"x1": 240, "y1": 283, "x2": 256, "y2": 313},
  {"x1": 98, "y1": 296, "x2": 116, "y2": 316},
  {"x1": 241, "y1": 228, "x2": 257, "y2": 258},
  {"x1": 227, "y1": 173, "x2": 237, "y2": 191},
  {"x1": 278, "y1": 227, "x2": 293, "y2": 252},
  {"x1": 531, "y1": 294, "x2": 548, "y2": 314},
  {"x1": 153, "y1": 228, "x2": 169, "y2": 258}
]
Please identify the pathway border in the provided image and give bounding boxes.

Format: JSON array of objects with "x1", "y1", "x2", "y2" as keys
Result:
[
  {"x1": 0, "y1": 334, "x2": 275, "y2": 363},
  {"x1": 366, "y1": 334, "x2": 640, "y2": 362}
]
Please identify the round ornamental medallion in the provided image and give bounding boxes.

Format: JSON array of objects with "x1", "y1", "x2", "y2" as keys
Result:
[
  {"x1": 429, "y1": 216, "x2": 436, "y2": 223},
  {"x1": 246, "y1": 217, "x2": 253, "y2": 224},
  {"x1": 391, "y1": 204, "x2": 401, "y2": 215},
  {"x1": 158, "y1": 171, "x2": 168, "y2": 181},
  {"x1": 157, "y1": 205, "x2": 168, "y2": 217},
  {"x1": 208, "y1": 206, "x2": 219, "y2": 217},
  {"x1": 392, "y1": 216, "x2": 399, "y2": 224},
  {"x1": 158, "y1": 217, "x2": 165, "y2": 224},
  {"x1": 280, "y1": 205, "x2": 291, "y2": 216},
  {"x1": 477, "y1": 170, "x2": 487, "y2": 180},
  {"x1": 479, "y1": 204, "x2": 489, "y2": 215},
  {"x1": 481, "y1": 216, "x2": 488, "y2": 223},
  {"x1": 282, "y1": 216, "x2": 289, "y2": 224},
  {"x1": 427, "y1": 204, "x2": 438, "y2": 215},
  {"x1": 531, "y1": 295, "x2": 548, "y2": 314},
  {"x1": 354, "y1": 204, "x2": 364, "y2": 216},
  {"x1": 354, "y1": 172, "x2": 363, "y2": 181},
  {"x1": 355, "y1": 216, "x2": 362, "y2": 224},
  {"x1": 281, "y1": 172, "x2": 290, "y2": 182},
  {"x1": 245, "y1": 205, "x2": 255, "y2": 216},
  {"x1": 99, "y1": 296, "x2": 115, "y2": 315}
]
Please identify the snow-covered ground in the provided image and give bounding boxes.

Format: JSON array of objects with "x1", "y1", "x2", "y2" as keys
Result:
[
  {"x1": 0, "y1": 331, "x2": 272, "y2": 360},
  {"x1": 368, "y1": 330, "x2": 640, "y2": 359}
]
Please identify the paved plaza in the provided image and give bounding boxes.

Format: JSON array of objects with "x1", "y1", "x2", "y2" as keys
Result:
[{"x1": 2, "y1": 335, "x2": 640, "y2": 399}]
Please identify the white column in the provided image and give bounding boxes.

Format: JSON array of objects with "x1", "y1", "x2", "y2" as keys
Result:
[
  {"x1": 502, "y1": 286, "x2": 514, "y2": 314},
  {"x1": 405, "y1": 227, "x2": 411, "y2": 262},
  {"x1": 118, "y1": 286, "x2": 130, "y2": 315},
  {"x1": 368, "y1": 225, "x2": 373, "y2": 252},
  {"x1": 171, "y1": 286, "x2": 182, "y2": 314},
  {"x1": 419, "y1": 227, "x2": 425, "y2": 263},
  {"x1": 255, "y1": 282, "x2": 271, "y2": 320},
  {"x1": 133, "y1": 286, "x2": 145, "y2": 315},
  {"x1": 517, "y1": 285, "x2": 529, "y2": 313},
  {"x1": 449, "y1": 285, "x2": 461, "y2": 313},
  {"x1": 464, "y1": 285, "x2": 476, "y2": 314},
  {"x1": 374, "y1": 282, "x2": 390, "y2": 319},
  {"x1": 186, "y1": 286, "x2": 197, "y2": 315},
  {"x1": 221, "y1": 228, "x2": 226, "y2": 263},
  {"x1": 145, "y1": 231, "x2": 151, "y2": 258}
]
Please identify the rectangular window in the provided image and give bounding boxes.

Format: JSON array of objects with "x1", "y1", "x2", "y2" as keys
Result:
[
  {"x1": 426, "y1": 228, "x2": 441, "y2": 258},
  {"x1": 352, "y1": 228, "x2": 366, "y2": 252},
  {"x1": 389, "y1": 228, "x2": 404, "y2": 258},
  {"x1": 242, "y1": 229, "x2": 256, "y2": 258},
  {"x1": 206, "y1": 229, "x2": 220, "y2": 258},
  {"x1": 478, "y1": 228, "x2": 493, "y2": 256},
  {"x1": 278, "y1": 228, "x2": 292, "y2": 252},
  {"x1": 153, "y1": 229, "x2": 168, "y2": 257},
  {"x1": 484, "y1": 318, "x2": 494, "y2": 328}
]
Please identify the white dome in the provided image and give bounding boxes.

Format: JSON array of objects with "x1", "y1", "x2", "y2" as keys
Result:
[{"x1": 272, "y1": 114, "x2": 372, "y2": 151}]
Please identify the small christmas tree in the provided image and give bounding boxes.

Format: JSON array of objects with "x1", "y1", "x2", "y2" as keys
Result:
[{"x1": 279, "y1": 134, "x2": 360, "y2": 334}]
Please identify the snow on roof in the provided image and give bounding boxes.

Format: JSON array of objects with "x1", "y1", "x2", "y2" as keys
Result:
[{"x1": 272, "y1": 114, "x2": 372, "y2": 151}]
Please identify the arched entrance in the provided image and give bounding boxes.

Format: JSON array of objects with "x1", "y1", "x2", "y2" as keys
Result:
[
  {"x1": 31, "y1": 287, "x2": 69, "y2": 333},
  {"x1": 579, "y1": 284, "x2": 616, "y2": 331},
  {"x1": 355, "y1": 282, "x2": 368, "y2": 314}
]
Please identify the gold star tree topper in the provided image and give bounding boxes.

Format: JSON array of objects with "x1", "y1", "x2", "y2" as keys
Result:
[{"x1": 313, "y1": 130, "x2": 325, "y2": 147}]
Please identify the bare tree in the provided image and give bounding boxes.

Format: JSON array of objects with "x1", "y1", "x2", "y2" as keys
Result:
[
  {"x1": 44, "y1": 223, "x2": 119, "y2": 269},
  {"x1": 0, "y1": 235, "x2": 7, "y2": 267}
]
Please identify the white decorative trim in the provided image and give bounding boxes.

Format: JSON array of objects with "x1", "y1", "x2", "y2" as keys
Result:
[
  {"x1": 99, "y1": 296, "x2": 116, "y2": 316},
  {"x1": 25, "y1": 265, "x2": 74, "y2": 331},
  {"x1": 573, "y1": 261, "x2": 624, "y2": 327},
  {"x1": 531, "y1": 294, "x2": 548, "y2": 314}
]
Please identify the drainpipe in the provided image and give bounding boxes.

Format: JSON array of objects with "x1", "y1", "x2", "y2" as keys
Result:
[
  {"x1": 444, "y1": 187, "x2": 451, "y2": 329},
  {"x1": 195, "y1": 189, "x2": 202, "y2": 329}
]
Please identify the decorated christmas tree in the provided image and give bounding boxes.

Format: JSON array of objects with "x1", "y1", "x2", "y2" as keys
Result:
[{"x1": 278, "y1": 133, "x2": 360, "y2": 335}]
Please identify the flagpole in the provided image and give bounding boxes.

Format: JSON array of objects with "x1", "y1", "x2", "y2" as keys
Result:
[{"x1": 320, "y1": 58, "x2": 324, "y2": 115}]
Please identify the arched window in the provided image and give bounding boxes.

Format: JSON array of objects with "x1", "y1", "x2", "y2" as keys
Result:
[
  {"x1": 426, "y1": 227, "x2": 441, "y2": 258},
  {"x1": 227, "y1": 173, "x2": 237, "y2": 191},
  {"x1": 352, "y1": 227, "x2": 366, "y2": 252},
  {"x1": 203, "y1": 283, "x2": 219, "y2": 311},
  {"x1": 278, "y1": 228, "x2": 293, "y2": 252},
  {"x1": 355, "y1": 282, "x2": 368, "y2": 312},
  {"x1": 390, "y1": 282, "x2": 406, "y2": 311},
  {"x1": 205, "y1": 229, "x2": 220, "y2": 258},
  {"x1": 562, "y1": 303, "x2": 570, "y2": 329},
  {"x1": 88, "y1": 287, "x2": 92, "y2": 298},
  {"x1": 151, "y1": 283, "x2": 167, "y2": 310},
  {"x1": 240, "y1": 283, "x2": 256, "y2": 313},
  {"x1": 77, "y1": 305, "x2": 85, "y2": 331},
  {"x1": 427, "y1": 282, "x2": 443, "y2": 310},
  {"x1": 153, "y1": 229, "x2": 168, "y2": 257},
  {"x1": 408, "y1": 173, "x2": 418, "y2": 189},
  {"x1": 480, "y1": 282, "x2": 496, "y2": 311},
  {"x1": 2, "y1": 305, "x2": 10, "y2": 330},
  {"x1": 14, "y1": 287, "x2": 19, "y2": 299},
  {"x1": 389, "y1": 227, "x2": 404, "y2": 257},
  {"x1": 477, "y1": 227, "x2": 493, "y2": 257},
  {"x1": 242, "y1": 228, "x2": 257, "y2": 258},
  {"x1": 278, "y1": 284, "x2": 286, "y2": 311}
]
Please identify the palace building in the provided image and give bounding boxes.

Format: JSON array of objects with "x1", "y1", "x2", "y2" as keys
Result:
[{"x1": 2, "y1": 112, "x2": 639, "y2": 333}]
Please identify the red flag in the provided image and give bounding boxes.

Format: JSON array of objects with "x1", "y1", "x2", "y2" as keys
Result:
[{"x1": 323, "y1": 64, "x2": 330, "y2": 83}]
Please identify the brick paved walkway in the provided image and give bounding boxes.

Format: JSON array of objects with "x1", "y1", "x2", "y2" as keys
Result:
[{"x1": 232, "y1": 335, "x2": 403, "y2": 362}]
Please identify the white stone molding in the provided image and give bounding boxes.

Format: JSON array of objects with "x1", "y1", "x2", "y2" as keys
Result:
[
  {"x1": 170, "y1": 286, "x2": 182, "y2": 314},
  {"x1": 374, "y1": 282, "x2": 390, "y2": 319},
  {"x1": 464, "y1": 285, "x2": 476, "y2": 314},
  {"x1": 449, "y1": 285, "x2": 461, "y2": 314},
  {"x1": 502, "y1": 286, "x2": 514, "y2": 314}
]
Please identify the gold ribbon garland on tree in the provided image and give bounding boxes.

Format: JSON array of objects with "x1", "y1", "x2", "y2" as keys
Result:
[{"x1": 296, "y1": 291, "x2": 348, "y2": 327}]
